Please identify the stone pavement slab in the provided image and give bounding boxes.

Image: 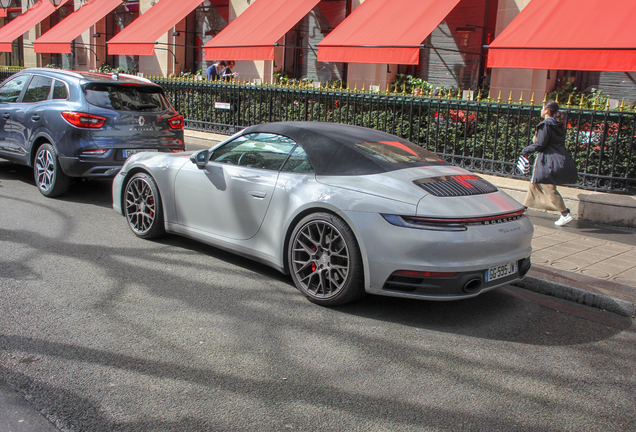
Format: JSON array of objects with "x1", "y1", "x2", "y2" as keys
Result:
[
  {"x1": 519, "y1": 210, "x2": 636, "y2": 317},
  {"x1": 0, "y1": 377, "x2": 58, "y2": 432}
]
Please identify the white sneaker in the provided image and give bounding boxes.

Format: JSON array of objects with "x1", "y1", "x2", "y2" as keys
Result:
[{"x1": 555, "y1": 213, "x2": 573, "y2": 226}]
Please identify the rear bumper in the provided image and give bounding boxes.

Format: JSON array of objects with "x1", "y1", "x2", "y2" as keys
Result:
[
  {"x1": 342, "y1": 210, "x2": 534, "y2": 300},
  {"x1": 381, "y1": 257, "x2": 532, "y2": 299},
  {"x1": 59, "y1": 154, "x2": 123, "y2": 178},
  {"x1": 59, "y1": 147, "x2": 184, "y2": 178}
]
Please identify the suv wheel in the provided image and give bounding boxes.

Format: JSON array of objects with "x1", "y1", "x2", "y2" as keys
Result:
[{"x1": 34, "y1": 143, "x2": 71, "y2": 197}]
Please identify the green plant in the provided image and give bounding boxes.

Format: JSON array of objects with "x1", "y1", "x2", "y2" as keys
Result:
[
  {"x1": 96, "y1": 63, "x2": 139, "y2": 75},
  {"x1": 389, "y1": 74, "x2": 435, "y2": 94},
  {"x1": 547, "y1": 81, "x2": 610, "y2": 109}
]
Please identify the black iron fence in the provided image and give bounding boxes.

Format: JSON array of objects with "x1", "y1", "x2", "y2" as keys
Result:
[
  {"x1": 0, "y1": 69, "x2": 634, "y2": 194},
  {"x1": 157, "y1": 78, "x2": 635, "y2": 194}
]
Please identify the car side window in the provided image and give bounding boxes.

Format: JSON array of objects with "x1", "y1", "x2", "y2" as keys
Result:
[
  {"x1": 0, "y1": 75, "x2": 29, "y2": 103},
  {"x1": 52, "y1": 80, "x2": 69, "y2": 100},
  {"x1": 280, "y1": 145, "x2": 315, "y2": 174},
  {"x1": 211, "y1": 133, "x2": 297, "y2": 171},
  {"x1": 22, "y1": 76, "x2": 53, "y2": 103}
]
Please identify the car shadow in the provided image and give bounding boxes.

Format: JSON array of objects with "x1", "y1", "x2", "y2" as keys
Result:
[
  {"x1": 0, "y1": 159, "x2": 113, "y2": 208},
  {"x1": 333, "y1": 286, "x2": 632, "y2": 346},
  {"x1": 0, "y1": 160, "x2": 32, "y2": 185},
  {"x1": 152, "y1": 233, "x2": 632, "y2": 347}
]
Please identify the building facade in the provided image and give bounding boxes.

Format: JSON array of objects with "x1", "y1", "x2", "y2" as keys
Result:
[{"x1": 0, "y1": 0, "x2": 634, "y2": 103}]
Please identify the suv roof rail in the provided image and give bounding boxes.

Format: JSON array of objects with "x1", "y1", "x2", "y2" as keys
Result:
[
  {"x1": 21, "y1": 67, "x2": 85, "y2": 79},
  {"x1": 118, "y1": 73, "x2": 153, "y2": 84}
]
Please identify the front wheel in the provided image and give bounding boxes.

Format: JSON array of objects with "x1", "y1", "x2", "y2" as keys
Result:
[
  {"x1": 34, "y1": 143, "x2": 71, "y2": 197},
  {"x1": 288, "y1": 212, "x2": 365, "y2": 306},
  {"x1": 124, "y1": 173, "x2": 165, "y2": 239}
]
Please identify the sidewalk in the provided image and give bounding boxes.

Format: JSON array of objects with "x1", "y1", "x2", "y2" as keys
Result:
[{"x1": 520, "y1": 210, "x2": 636, "y2": 317}]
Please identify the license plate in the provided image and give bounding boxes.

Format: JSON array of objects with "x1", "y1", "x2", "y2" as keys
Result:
[
  {"x1": 485, "y1": 261, "x2": 518, "y2": 282},
  {"x1": 123, "y1": 149, "x2": 158, "y2": 158}
]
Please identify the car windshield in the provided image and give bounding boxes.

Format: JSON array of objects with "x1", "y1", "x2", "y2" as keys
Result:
[
  {"x1": 354, "y1": 141, "x2": 444, "y2": 163},
  {"x1": 84, "y1": 83, "x2": 170, "y2": 112}
]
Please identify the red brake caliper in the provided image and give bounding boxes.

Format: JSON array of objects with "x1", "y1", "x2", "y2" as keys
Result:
[
  {"x1": 148, "y1": 196, "x2": 154, "y2": 217},
  {"x1": 311, "y1": 245, "x2": 317, "y2": 271}
]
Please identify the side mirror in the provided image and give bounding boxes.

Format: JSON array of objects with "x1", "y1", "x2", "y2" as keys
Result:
[{"x1": 190, "y1": 149, "x2": 210, "y2": 169}]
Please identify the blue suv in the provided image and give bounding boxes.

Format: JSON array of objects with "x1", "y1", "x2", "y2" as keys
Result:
[{"x1": 0, "y1": 68, "x2": 185, "y2": 197}]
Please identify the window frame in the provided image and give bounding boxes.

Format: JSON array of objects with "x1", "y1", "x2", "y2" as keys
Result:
[
  {"x1": 52, "y1": 79, "x2": 70, "y2": 101},
  {"x1": 0, "y1": 73, "x2": 32, "y2": 103},
  {"x1": 21, "y1": 74, "x2": 54, "y2": 104},
  {"x1": 210, "y1": 132, "x2": 302, "y2": 172}
]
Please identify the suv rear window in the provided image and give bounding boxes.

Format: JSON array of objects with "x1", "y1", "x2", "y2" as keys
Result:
[{"x1": 84, "y1": 83, "x2": 170, "y2": 112}]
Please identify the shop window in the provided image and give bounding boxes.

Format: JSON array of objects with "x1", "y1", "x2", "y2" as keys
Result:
[
  {"x1": 191, "y1": 1, "x2": 230, "y2": 73},
  {"x1": 105, "y1": 3, "x2": 140, "y2": 72},
  {"x1": 47, "y1": 3, "x2": 74, "y2": 69},
  {"x1": 284, "y1": 0, "x2": 348, "y2": 84}
]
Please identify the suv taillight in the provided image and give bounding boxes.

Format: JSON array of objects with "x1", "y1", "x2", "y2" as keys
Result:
[
  {"x1": 62, "y1": 111, "x2": 106, "y2": 129},
  {"x1": 168, "y1": 115, "x2": 184, "y2": 130}
]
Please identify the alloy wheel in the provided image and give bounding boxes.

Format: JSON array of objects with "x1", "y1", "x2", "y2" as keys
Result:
[
  {"x1": 35, "y1": 147, "x2": 55, "y2": 192},
  {"x1": 125, "y1": 176, "x2": 157, "y2": 235},
  {"x1": 291, "y1": 220, "x2": 351, "y2": 300}
]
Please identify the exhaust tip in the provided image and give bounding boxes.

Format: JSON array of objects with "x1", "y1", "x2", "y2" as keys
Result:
[
  {"x1": 462, "y1": 278, "x2": 482, "y2": 294},
  {"x1": 519, "y1": 258, "x2": 532, "y2": 278}
]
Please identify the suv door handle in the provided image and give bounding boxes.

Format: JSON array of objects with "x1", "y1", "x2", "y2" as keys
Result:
[
  {"x1": 2, "y1": 114, "x2": 9, "y2": 119},
  {"x1": 31, "y1": 115, "x2": 40, "y2": 121}
]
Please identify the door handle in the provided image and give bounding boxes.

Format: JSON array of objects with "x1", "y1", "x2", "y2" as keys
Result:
[
  {"x1": 248, "y1": 190, "x2": 267, "y2": 199},
  {"x1": 2, "y1": 114, "x2": 9, "y2": 119},
  {"x1": 31, "y1": 115, "x2": 40, "y2": 121}
]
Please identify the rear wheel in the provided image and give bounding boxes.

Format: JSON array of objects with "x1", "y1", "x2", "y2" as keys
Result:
[
  {"x1": 34, "y1": 143, "x2": 71, "y2": 197},
  {"x1": 288, "y1": 212, "x2": 365, "y2": 306},
  {"x1": 124, "y1": 173, "x2": 165, "y2": 239}
]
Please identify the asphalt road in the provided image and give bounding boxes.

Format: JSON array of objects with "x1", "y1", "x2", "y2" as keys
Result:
[{"x1": 1, "y1": 159, "x2": 635, "y2": 432}]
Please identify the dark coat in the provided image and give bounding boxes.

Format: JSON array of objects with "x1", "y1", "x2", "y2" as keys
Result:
[
  {"x1": 206, "y1": 64, "x2": 220, "y2": 81},
  {"x1": 522, "y1": 117, "x2": 578, "y2": 185}
]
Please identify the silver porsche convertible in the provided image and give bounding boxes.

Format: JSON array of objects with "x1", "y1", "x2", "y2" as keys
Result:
[{"x1": 113, "y1": 122, "x2": 533, "y2": 306}]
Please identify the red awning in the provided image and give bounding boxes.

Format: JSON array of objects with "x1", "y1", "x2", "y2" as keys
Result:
[
  {"x1": 317, "y1": 0, "x2": 460, "y2": 65},
  {"x1": 33, "y1": 0, "x2": 122, "y2": 54},
  {"x1": 488, "y1": 0, "x2": 636, "y2": 72},
  {"x1": 0, "y1": 0, "x2": 72, "y2": 52},
  {"x1": 204, "y1": 0, "x2": 321, "y2": 61},
  {"x1": 107, "y1": 0, "x2": 206, "y2": 56}
]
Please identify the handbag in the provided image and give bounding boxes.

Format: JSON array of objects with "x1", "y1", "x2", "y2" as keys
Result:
[{"x1": 517, "y1": 155, "x2": 530, "y2": 175}]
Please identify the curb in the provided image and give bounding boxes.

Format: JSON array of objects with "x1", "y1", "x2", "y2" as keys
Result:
[{"x1": 513, "y1": 276, "x2": 636, "y2": 318}]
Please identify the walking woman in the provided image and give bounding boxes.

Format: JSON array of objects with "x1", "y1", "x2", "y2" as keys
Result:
[{"x1": 521, "y1": 100, "x2": 578, "y2": 226}]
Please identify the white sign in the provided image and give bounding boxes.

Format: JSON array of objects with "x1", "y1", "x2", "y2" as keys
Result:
[{"x1": 215, "y1": 102, "x2": 231, "y2": 110}]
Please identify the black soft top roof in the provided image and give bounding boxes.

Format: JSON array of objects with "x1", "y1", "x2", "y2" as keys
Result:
[{"x1": 241, "y1": 122, "x2": 447, "y2": 176}]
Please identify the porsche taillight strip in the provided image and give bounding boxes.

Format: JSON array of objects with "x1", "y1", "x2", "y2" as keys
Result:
[{"x1": 382, "y1": 209, "x2": 526, "y2": 231}]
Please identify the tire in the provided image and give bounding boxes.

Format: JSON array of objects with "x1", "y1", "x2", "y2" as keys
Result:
[
  {"x1": 123, "y1": 173, "x2": 166, "y2": 239},
  {"x1": 33, "y1": 143, "x2": 71, "y2": 198},
  {"x1": 288, "y1": 212, "x2": 365, "y2": 306}
]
